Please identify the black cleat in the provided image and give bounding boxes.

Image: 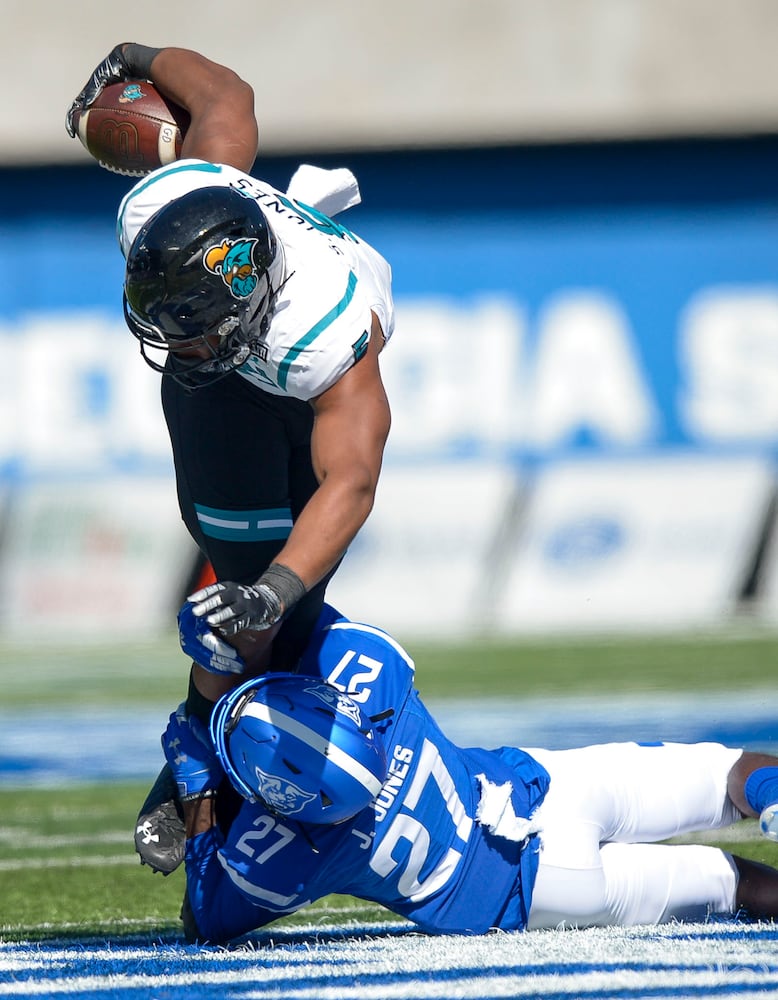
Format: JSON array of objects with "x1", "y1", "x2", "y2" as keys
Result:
[{"x1": 134, "y1": 763, "x2": 185, "y2": 875}]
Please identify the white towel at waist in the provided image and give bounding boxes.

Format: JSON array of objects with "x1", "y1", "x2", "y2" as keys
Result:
[{"x1": 286, "y1": 164, "x2": 361, "y2": 217}]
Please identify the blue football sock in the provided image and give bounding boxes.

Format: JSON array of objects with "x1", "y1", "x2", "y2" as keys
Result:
[{"x1": 744, "y1": 767, "x2": 778, "y2": 813}]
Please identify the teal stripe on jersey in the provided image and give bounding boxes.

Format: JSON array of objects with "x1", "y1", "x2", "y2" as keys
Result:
[
  {"x1": 194, "y1": 503, "x2": 293, "y2": 542},
  {"x1": 116, "y1": 161, "x2": 224, "y2": 244},
  {"x1": 277, "y1": 271, "x2": 358, "y2": 390}
]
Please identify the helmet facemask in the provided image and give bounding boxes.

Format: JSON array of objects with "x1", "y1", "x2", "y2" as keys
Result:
[{"x1": 123, "y1": 270, "x2": 279, "y2": 390}]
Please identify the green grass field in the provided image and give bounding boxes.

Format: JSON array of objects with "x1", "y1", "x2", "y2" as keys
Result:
[
  {"x1": 1, "y1": 627, "x2": 776, "y2": 943},
  {"x1": 2, "y1": 625, "x2": 776, "y2": 707}
]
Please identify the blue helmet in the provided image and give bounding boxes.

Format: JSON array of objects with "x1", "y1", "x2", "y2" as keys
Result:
[{"x1": 210, "y1": 674, "x2": 388, "y2": 824}]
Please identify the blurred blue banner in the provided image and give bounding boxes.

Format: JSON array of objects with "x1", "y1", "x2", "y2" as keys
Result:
[
  {"x1": 2, "y1": 144, "x2": 777, "y2": 634},
  {"x1": 2, "y1": 148, "x2": 777, "y2": 483}
]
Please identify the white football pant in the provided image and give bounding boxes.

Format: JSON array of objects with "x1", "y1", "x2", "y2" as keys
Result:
[{"x1": 525, "y1": 741, "x2": 743, "y2": 928}]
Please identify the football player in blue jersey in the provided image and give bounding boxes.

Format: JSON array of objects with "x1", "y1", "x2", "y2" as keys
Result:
[
  {"x1": 65, "y1": 43, "x2": 395, "y2": 872},
  {"x1": 165, "y1": 602, "x2": 778, "y2": 942}
]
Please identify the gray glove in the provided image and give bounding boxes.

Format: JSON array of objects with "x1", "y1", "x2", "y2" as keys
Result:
[
  {"x1": 188, "y1": 581, "x2": 283, "y2": 637},
  {"x1": 188, "y1": 564, "x2": 307, "y2": 638}
]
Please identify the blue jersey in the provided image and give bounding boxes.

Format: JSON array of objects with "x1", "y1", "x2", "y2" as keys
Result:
[{"x1": 186, "y1": 608, "x2": 550, "y2": 940}]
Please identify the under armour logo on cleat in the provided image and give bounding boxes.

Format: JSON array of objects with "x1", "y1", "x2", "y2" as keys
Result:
[{"x1": 136, "y1": 819, "x2": 160, "y2": 845}]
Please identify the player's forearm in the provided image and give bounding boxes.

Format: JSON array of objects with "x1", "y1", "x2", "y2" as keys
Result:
[
  {"x1": 284, "y1": 338, "x2": 390, "y2": 589},
  {"x1": 184, "y1": 822, "x2": 281, "y2": 944},
  {"x1": 143, "y1": 47, "x2": 258, "y2": 170},
  {"x1": 183, "y1": 794, "x2": 219, "y2": 839},
  {"x1": 274, "y1": 474, "x2": 378, "y2": 590}
]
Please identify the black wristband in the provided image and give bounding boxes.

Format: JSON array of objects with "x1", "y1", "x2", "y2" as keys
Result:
[
  {"x1": 122, "y1": 43, "x2": 163, "y2": 80},
  {"x1": 258, "y1": 563, "x2": 307, "y2": 615},
  {"x1": 185, "y1": 667, "x2": 218, "y2": 724}
]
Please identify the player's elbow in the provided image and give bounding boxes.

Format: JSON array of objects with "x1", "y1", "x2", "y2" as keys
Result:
[
  {"x1": 350, "y1": 460, "x2": 382, "y2": 515},
  {"x1": 194, "y1": 63, "x2": 255, "y2": 120},
  {"x1": 229, "y1": 74, "x2": 256, "y2": 120},
  {"x1": 321, "y1": 462, "x2": 380, "y2": 537}
]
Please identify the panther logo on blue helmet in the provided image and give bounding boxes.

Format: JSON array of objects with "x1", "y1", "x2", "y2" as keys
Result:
[
  {"x1": 254, "y1": 766, "x2": 317, "y2": 816},
  {"x1": 211, "y1": 673, "x2": 388, "y2": 825},
  {"x1": 303, "y1": 682, "x2": 363, "y2": 727}
]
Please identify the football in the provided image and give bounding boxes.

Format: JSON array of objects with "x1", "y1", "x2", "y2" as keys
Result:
[{"x1": 73, "y1": 80, "x2": 190, "y2": 177}]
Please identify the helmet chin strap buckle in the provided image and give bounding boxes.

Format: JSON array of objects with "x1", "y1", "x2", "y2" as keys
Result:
[{"x1": 232, "y1": 344, "x2": 251, "y2": 366}]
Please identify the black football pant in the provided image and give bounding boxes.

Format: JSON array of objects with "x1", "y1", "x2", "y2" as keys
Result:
[{"x1": 161, "y1": 370, "x2": 336, "y2": 671}]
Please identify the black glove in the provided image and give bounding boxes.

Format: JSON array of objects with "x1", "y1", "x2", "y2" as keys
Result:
[
  {"x1": 188, "y1": 564, "x2": 307, "y2": 638},
  {"x1": 65, "y1": 45, "x2": 132, "y2": 137},
  {"x1": 65, "y1": 43, "x2": 162, "y2": 138}
]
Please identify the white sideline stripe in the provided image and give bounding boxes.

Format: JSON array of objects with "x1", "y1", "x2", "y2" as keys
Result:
[
  {"x1": 0, "y1": 829, "x2": 129, "y2": 848},
  {"x1": 0, "y1": 917, "x2": 168, "y2": 937},
  {"x1": 0, "y1": 915, "x2": 396, "y2": 939},
  {"x1": 243, "y1": 702, "x2": 383, "y2": 795},
  {"x1": 244, "y1": 972, "x2": 778, "y2": 1000},
  {"x1": 0, "y1": 853, "x2": 136, "y2": 872},
  {"x1": 3, "y1": 923, "x2": 778, "y2": 998},
  {"x1": 2, "y1": 955, "x2": 778, "y2": 997}
]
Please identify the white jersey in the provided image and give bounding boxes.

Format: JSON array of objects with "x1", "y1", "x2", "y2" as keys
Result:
[{"x1": 116, "y1": 159, "x2": 394, "y2": 401}]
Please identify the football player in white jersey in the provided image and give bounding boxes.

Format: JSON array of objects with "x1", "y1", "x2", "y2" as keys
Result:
[
  {"x1": 167, "y1": 601, "x2": 778, "y2": 942},
  {"x1": 66, "y1": 44, "x2": 395, "y2": 873}
]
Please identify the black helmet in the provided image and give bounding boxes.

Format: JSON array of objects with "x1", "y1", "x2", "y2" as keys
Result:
[{"x1": 123, "y1": 186, "x2": 285, "y2": 388}]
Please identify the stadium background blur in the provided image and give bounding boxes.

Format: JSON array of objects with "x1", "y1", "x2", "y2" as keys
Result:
[{"x1": 2, "y1": 0, "x2": 778, "y2": 644}]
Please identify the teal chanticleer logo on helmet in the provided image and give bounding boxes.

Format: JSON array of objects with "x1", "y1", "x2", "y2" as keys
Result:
[{"x1": 203, "y1": 238, "x2": 260, "y2": 299}]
